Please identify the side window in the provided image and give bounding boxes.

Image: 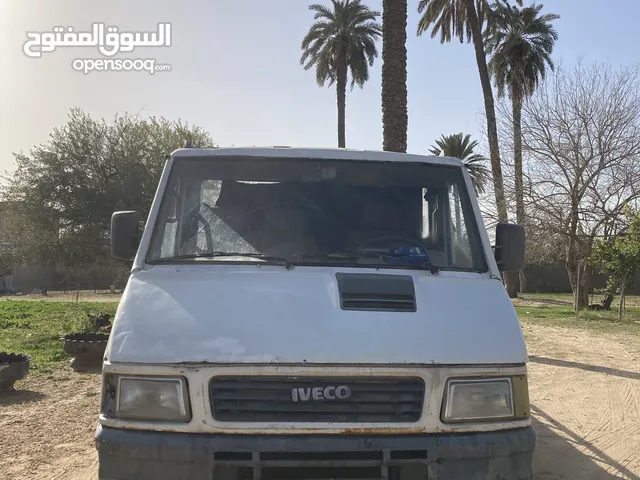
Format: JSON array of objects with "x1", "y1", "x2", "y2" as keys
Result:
[
  {"x1": 421, "y1": 188, "x2": 441, "y2": 247},
  {"x1": 448, "y1": 183, "x2": 473, "y2": 268},
  {"x1": 159, "y1": 177, "x2": 180, "y2": 258},
  {"x1": 201, "y1": 179, "x2": 221, "y2": 206},
  {"x1": 421, "y1": 188, "x2": 430, "y2": 239}
]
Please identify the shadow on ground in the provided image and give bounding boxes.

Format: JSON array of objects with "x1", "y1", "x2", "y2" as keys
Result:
[
  {"x1": 532, "y1": 405, "x2": 635, "y2": 479},
  {"x1": 529, "y1": 355, "x2": 640, "y2": 381},
  {"x1": 517, "y1": 297, "x2": 574, "y2": 306},
  {"x1": 0, "y1": 389, "x2": 46, "y2": 406}
]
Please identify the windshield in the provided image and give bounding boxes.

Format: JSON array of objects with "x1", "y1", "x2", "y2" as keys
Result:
[{"x1": 146, "y1": 156, "x2": 487, "y2": 271}]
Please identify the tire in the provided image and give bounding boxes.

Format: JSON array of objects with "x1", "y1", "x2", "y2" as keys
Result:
[
  {"x1": 0, "y1": 352, "x2": 30, "y2": 392},
  {"x1": 63, "y1": 333, "x2": 110, "y2": 357}
]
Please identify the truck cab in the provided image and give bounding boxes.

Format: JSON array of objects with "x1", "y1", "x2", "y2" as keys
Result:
[{"x1": 97, "y1": 147, "x2": 534, "y2": 480}]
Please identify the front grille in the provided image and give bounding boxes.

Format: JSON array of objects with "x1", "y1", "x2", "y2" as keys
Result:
[
  {"x1": 214, "y1": 450, "x2": 429, "y2": 479},
  {"x1": 209, "y1": 376, "x2": 425, "y2": 423}
]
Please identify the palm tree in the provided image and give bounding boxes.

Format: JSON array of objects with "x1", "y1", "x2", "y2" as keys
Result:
[
  {"x1": 485, "y1": 0, "x2": 558, "y2": 293},
  {"x1": 417, "y1": 0, "x2": 508, "y2": 224},
  {"x1": 429, "y1": 133, "x2": 490, "y2": 195},
  {"x1": 485, "y1": 0, "x2": 558, "y2": 226},
  {"x1": 381, "y1": 0, "x2": 408, "y2": 153},
  {"x1": 429, "y1": 133, "x2": 490, "y2": 243},
  {"x1": 301, "y1": 0, "x2": 381, "y2": 148}
]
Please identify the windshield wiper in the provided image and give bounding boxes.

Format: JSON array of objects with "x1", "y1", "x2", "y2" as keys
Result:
[
  {"x1": 156, "y1": 252, "x2": 293, "y2": 269},
  {"x1": 322, "y1": 251, "x2": 440, "y2": 274}
]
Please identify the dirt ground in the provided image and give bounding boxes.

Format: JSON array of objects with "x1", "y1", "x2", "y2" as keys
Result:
[
  {"x1": 1, "y1": 323, "x2": 638, "y2": 479},
  {"x1": 524, "y1": 324, "x2": 640, "y2": 479},
  {"x1": 1, "y1": 291, "x2": 122, "y2": 303}
]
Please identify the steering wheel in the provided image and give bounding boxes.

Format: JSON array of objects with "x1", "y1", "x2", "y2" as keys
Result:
[
  {"x1": 356, "y1": 235, "x2": 429, "y2": 252},
  {"x1": 180, "y1": 203, "x2": 215, "y2": 253}
]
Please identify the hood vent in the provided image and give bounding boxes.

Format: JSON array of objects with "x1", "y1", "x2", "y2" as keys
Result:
[{"x1": 336, "y1": 273, "x2": 417, "y2": 312}]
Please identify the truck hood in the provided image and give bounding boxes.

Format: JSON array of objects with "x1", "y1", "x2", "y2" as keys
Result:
[{"x1": 106, "y1": 265, "x2": 527, "y2": 365}]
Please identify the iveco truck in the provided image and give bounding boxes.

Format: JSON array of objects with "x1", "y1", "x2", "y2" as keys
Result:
[{"x1": 97, "y1": 146, "x2": 534, "y2": 479}]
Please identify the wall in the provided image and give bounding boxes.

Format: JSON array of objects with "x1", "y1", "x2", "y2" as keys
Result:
[
  {"x1": 522, "y1": 263, "x2": 640, "y2": 295},
  {"x1": 8, "y1": 265, "x2": 129, "y2": 293},
  {"x1": 5, "y1": 261, "x2": 640, "y2": 295}
]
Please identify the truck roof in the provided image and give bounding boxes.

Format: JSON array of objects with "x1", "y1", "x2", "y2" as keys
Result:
[{"x1": 170, "y1": 146, "x2": 464, "y2": 168}]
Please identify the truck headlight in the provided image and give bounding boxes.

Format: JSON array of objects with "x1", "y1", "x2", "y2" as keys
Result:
[
  {"x1": 442, "y1": 376, "x2": 530, "y2": 423},
  {"x1": 115, "y1": 376, "x2": 191, "y2": 422}
]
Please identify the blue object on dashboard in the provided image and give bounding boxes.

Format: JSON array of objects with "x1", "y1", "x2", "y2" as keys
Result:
[{"x1": 383, "y1": 245, "x2": 430, "y2": 265}]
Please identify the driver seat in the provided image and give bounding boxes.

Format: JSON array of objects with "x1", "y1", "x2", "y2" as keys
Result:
[{"x1": 259, "y1": 206, "x2": 318, "y2": 257}]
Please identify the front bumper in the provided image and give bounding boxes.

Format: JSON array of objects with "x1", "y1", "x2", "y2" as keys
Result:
[{"x1": 96, "y1": 425, "x2": 536, "y2": 480}]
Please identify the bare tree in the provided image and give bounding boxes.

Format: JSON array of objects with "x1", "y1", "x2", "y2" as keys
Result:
[{"x1": 521, "y1": 61, "x2": 640, "y2": 309}]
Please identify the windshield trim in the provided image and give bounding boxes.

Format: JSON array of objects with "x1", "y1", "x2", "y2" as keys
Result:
[
  {"x1": 144, "y1": 155, "x2": 490, "y2": 273},
  {"x1": 146, "y1": 257, "x2": 489, "y2": 273}
]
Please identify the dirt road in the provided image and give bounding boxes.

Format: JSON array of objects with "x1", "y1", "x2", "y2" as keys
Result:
[
  {"x1": 1, "y1": 323, "x2": 638, "y2": 479},
  {"x1": 525, "y1": 324, "x2": 640, "y2": 479}
]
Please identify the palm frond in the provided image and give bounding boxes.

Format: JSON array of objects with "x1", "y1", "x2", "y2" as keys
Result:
[
  {"x1": 417, "y1": 0, "x2": 491, "y2": 44},
  {"x1": 301, "y1": 0, "x2": 381, "y2": 90},
  {"x1": 485, "y1": 0, "x2": 559, "y2": 100},
  {"x1": 429, "y1": 133, "x2": 490, "y2": 195}
]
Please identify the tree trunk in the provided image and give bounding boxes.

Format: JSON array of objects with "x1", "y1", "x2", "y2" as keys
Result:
[
  {"x1": 454, "y1": 188, "x2": 461, "y2": 239},
  {"x1": 504, "y1": 272, "x2": 519, "y2": 298},
  {"x1": 618, "y1": 282, "x2": 625, "y2": 320},
  {"x1": 565, "y1": 197, "x2": 583, "y2": 309},
  {"x1": 512, "y1": 96, "x2": 527, "y2": 295},
  {"x1": 567, "y1": 257, "x2": 590, "y2": 311},
  {"x1": 512, "y1": 96, "x2": 525, "y2": 225},
  {"x1": 566, "y1": 259, "x2": 579, "y2": 310},
  {"x1": 464, "y1": 0, "x2": 507, "y2": 223},
  {"x1": 336, "y1": 52, "x2": 347, "y2": 149},
  {"x1": 582, "y1": 266, "x2": 592, "y2": 308},
  {"x1": 519, "y1": 267, "x2": 528, "y2": 293},
  {"x1": 381, "y1": 0, "x2": 408, "y2": 153}
]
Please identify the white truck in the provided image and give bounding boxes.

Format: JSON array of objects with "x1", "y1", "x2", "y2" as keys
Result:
[{"x1": 97, "y1": 146, "x2": 534, "y2": 479}]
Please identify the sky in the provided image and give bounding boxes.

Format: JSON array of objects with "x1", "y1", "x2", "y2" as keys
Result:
[{"x1": 1, "y1": 0, "x2": 639, "y2": 174}]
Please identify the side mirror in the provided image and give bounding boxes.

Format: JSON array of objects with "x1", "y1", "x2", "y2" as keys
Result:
[
  {"x1": 111, "y1": 211, "x2": 140, "y2": 261},
  {"x1": 494, "y1": 223, "x2": 525, "y2": 272}
]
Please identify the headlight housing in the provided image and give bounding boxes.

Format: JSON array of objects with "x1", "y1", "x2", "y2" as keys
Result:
[
  {"x1": 102, "y1": 375, "x2": 191, "y2": 422},
  {"x1": 442, "y1": 376, "x2": 529, "y2": 423}
]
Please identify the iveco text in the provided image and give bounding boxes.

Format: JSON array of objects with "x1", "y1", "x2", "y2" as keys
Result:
[
  {"x1": 97, "y1": 146, "x2": 535, "y2": 480},
  {"x1": 292, "y1": 385, "x2": 352, "y2": 402}
]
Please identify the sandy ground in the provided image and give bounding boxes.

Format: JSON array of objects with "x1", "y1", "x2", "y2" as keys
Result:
[
  {"x1": 1, "y1": 324, "x2": 638, "y2": 479},
  {"x1": 524, "y1": 324, "x2": 640, "y2": 479}
]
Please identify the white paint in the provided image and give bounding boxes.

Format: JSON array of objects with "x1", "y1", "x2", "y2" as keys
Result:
[
  {"x1": 110, "y1": 147, "x2": 524, "y2": 365},
  {"x1": 170, "y1": 146, "x2": 464, "y2": 167},
  {"x1": 100, "y1": 362, "x2": 531, "y2": 434},
  {"x1": 106, "y1": 265, "x2": 526, "y2": 365},
  {"x1": 104, "y1": 147, "x2": 530, "y2": 436}
]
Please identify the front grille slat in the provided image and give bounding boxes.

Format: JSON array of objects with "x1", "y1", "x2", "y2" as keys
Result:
[
  {"x1": 213, "y1": 380, "x2": 424, "y2": 392},
  {"x1": 210, "y1": 376, "x2": 425, "y2": 423},
  {"x1": 214, "y1": 449, "x2": 429, "y2": 479},
  {"x1": 210, "y1": 413, "x2": 421, "y2": 423},
  {"x1": 212, "y1": 401, "x2": 422, "y2": 413},
  {"x1": 211, "y1": 391, "x2": 422, "y2": 402}
]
